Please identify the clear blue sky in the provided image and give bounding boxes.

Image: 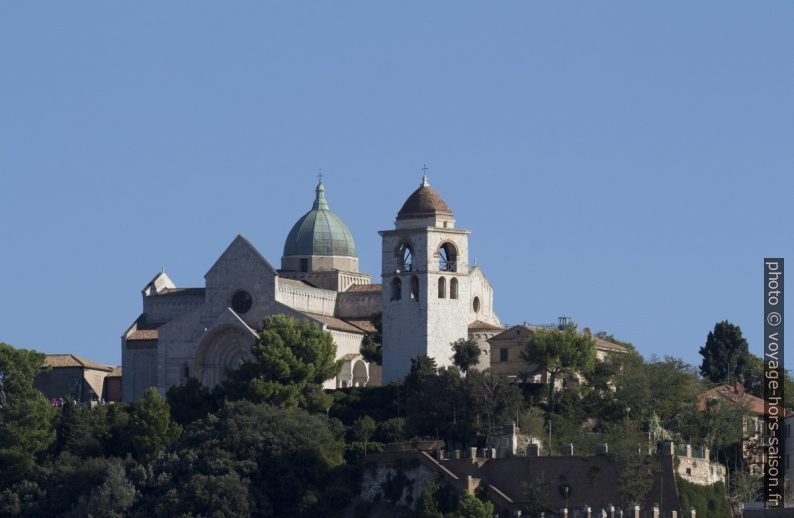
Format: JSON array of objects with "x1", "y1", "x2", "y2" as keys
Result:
[{"x1": 1, "y1": 2, "x2": 792, "y2": 370}]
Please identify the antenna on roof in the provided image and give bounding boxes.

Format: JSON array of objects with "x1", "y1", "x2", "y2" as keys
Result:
[{"x1": 161, "y1": 265, "x2": 165, "y2": 273}]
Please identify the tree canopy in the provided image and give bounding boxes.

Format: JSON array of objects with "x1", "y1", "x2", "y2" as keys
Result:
[
  {"x1": 698, "y1": 320, "x2": 750, "y2": 384},
  {"x1": 221, "y1": 314, "x2": 340, "y2": 411},
  {"x1": 451, "y1": 338, "x2": 481, "y2": 373},
  {"x1": 521, "y1": 328, "x2": 596, "y2": 406}
]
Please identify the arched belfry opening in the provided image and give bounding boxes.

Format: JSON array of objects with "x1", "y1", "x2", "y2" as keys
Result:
[
  {"x1": 438, "y1": 277, "x2": 446, "y2": 298},
  {"x1": 390, "y1": 277, "x2": 402, "y2": 301},
  {"x1": 410, "y1": 276, "x2": 419, "y2": 300},
  {"x1": 397, "y1": 242, "x2": 413, "y2": 272},
  {"x1": 439, "y1": 242, "x2": 457, "y2": 272},
  {"x1": 450, "y1": 277, "x2": 459, "y2": 299}
]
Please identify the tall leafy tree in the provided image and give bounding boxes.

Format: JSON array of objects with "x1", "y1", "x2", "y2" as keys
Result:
[
  {"x1": 0, "y1": 343, "x2": 55, "y2": 488},
  {"x1": 521, "y1": 328, "x2": 596, "y2": 407},
  {"x1": 699, "y1": 320, "x2": 750, "y2": 384},
  {"x1": 451, "y1": 338, "x2": 481, "y2": 374},
  {"x1": 222, "y1": 314, "x2": 341, "y2": 412},
  {"x1": 128, "y1": 387, "x2": 181, "y2": 460}
]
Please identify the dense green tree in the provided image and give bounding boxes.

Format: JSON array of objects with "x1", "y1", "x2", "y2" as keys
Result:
[
  {"x1": 373, "y1": 417, "x2": 407, "y2": 443},
  {"x1": 351, "y1": 415, "x2": 377, "y2": 455},
  {"x1": 699, "y1": 320, "x2": 750, "y2": 384},
  {"x1": 416, "y1": 481, "x2": 443, "y2": 518},
  {"x1": 135, "y1": 400, "x2": 346, "y2": 517},
  {"x1": 450, "y1": 492, "x2": 495, "y2": 518},
  {"x1": 55, "y1": 398, "x2": 105, "y2": 457},
  {"x1": 0, "y1": 343, "x2": 56, "y2": 488},
  {"x1": 451, "y1": 339, "x2": 481, "y2": 374},
  {"x1": 521, "y1": 328, "x2": 596, "y2": 407},
  {"x1": 222, "y1": 314, "x2": 340, "y2": 412},
  {"x1": 127, "y1": 387, "x2": 181, "y2": 460},
  {"x1": 166, "y1": 377, "x2": 217, "y2": 426}
]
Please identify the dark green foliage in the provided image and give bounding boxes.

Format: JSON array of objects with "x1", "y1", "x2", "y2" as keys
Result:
[
  {"x1": 328, "y1": 384, "x2": 399, "y2": 424},
  {"x1": 615, "y1": 451, "x2": 660, "y2": 507},
  {"x1": 449, "y1": 492, "x2": 495, "y2": 518},
  {"x1": 166, "y1": 376, "x2": 217, "y2": 426},
  {"x1": 373, "y1": 417, "x2": 407, "y2": 443},
  {"x1": 221, "y1": 314, "x2": 340, "y2": 412},
  {"x1": 416, "y1": 481, "x2": 443, "y2": 518},
  {"x1": 0, "y1": 343, "x2": 55, "y2": 489},
  {"x1": 451, "y1": 339, "x2": 481, "y2": 373},
  {"x1": 676, "y1": 477, "x2": 732, "y2": 518},
  {"x1": 0, "y1": 454, "x2": 135, "y2": 517},
  {"x1": 359, "y1": 312, "x2": 383, "y2": 366},
  {"x1": 135, "y1": 400, "x2": 346, "y2": 517},
  {"x1": 128, "y1": 387, "x2": 181, "y2": 460},
  {"x1": 699, "y1": 320, "x2": 750, "y2": 384},
  {"x1": 403, "y1": 356, "x2": 523, "y2": 445},
  {"x1": 522, "y1": 328, "x2": 596, "y2": 407}
]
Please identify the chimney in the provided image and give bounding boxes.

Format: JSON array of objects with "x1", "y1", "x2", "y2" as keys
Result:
[{"x1": 685, "y1": 444, "x2": 692, "y2": 458}]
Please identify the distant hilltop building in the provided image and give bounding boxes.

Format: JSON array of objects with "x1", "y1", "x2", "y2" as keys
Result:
[{"x1": 122, "y1": 175, "x2": 501, "y2": 401}]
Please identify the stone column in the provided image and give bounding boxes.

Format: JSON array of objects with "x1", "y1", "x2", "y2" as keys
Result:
[
  {"x1": 559, "y1": 508, "x2": 568, "y2": 518},
  {"x1": 453, "y1": 449, "x2": 461, "y2": 460},
  {"x1": 584, "y1": 505, "x2": 591, "y2": 518},
  {"x1": 652, "y1": 506, "x2": 659, "y2": 518},
  {"x1": 689, "y1": 509, "x2": 696, "y2": 518},
  {"x1": 631, "y1": 505, "x2": 640, "y2": 518},
  {"x1": 670, "y1": 511, "x2": 677, "y2": 518},
  {"x1": 469, "y1": 447, "x2": 477, "y2": 460}
]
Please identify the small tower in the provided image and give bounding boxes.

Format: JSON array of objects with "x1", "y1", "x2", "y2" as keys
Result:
[{"x1": 380, "y1": 175, "x2": 471, "y2": 383}]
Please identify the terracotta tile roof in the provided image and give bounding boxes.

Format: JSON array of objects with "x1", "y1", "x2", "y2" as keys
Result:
[
  {"x1": 125, "y1": 314, "x2": 164, "y2": 341},
  {"x1": 397, "y1": 182, "x2": 454, "y2": 220},
  {"x1": 468, "y1": 320, "x2": 504, "y2": 331},
  {"x1": 128, "y1": 329, "x2": 159, "y2": 340},
  {"x1": 593, "y1": 336, "x2": 629, "y2": 353},
  {"x1": 299, "y1": 311, "x2": 367, "y2": 334},
  {"x1": 158, "y1": 287, "x2": 205, "y2": 297},
  {"x1": 698, "y1": 384, "x2": 765, "y2": 416},
  {"x1": 43, "y1": 354, "x2": 113, "y2": 372},
  {"x1": 345, "y1": 283, "x2": 382, "y2": 293},
  {"x1": 345, "y1": 319, "x2": 378, "y2": 333}
]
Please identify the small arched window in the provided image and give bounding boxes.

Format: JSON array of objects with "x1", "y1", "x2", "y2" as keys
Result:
[
  {"x1": 390, "y1": 277, "x2": 402, "y2": 301},
  {"x1": 439, "y1": 242, "x2": 457, "y2": 272},
  {"x1": 397, "y1": 242, "x2": 413, "y2": 272},
  {"x1": 410, "y1": 276, "x2": 420, "y2": 301},
  {"x1": 450, "y1": 278, "x2": 459, "y2": 299},
  {"x1": 438, "y1": 277, "x2": 446, "y2": 298},
  {"x1": 182, "y1": 363, "x2": 190, "y2": 379}
]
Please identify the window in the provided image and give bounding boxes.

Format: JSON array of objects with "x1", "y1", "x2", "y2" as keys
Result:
[
  {"x1": 473, "y1": 296, "x2": 480, "y2": 313},
  {"x1": 685, "y1": 468, "x2": 692, "y2": 476},
  {"x1": 183, "y1": 363, "x2": 190, "y2": 379},
  {"x1": 500, "y1": 348, "x2": 508, "y2": 362},
  {"x1": 300, "y1": 258, "x2": 308, "y2": 272},
  {"x1": 439, "y1": 242, "x2": 457, "y2": 272},
  {"x1": 410, "y1": 276, "x2": 419, "y2": 301},
  {"x1": 397, "y1": 242, "x2": 413, "y2": 272},
  {"x1": 390, "y1": 277, "x2": 402, "y2": 301},
  {"x1": 231, "y1": 290, "x2": 253, "y2": 314},
  {"x1": 450, "y1": 278, "x2": 458, "y2": 299},
  {"x1": 438, "y1": 277, "x2": 446, "y2": 298}
]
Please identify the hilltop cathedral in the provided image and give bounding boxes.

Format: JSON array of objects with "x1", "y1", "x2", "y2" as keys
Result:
[{"x1": 122, "y1": 175, "x2": 502, "y2": 401}]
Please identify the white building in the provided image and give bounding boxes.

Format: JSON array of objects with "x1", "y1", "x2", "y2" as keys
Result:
[{"x1": 122, "y1": 176, "x2": 500, "y2": 400}]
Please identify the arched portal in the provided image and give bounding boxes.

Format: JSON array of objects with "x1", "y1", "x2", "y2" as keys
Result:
[
  {"x1": 195, "y1": 325, "x2": 254, "y2": 388},
  {"x1": 352, "y1": 360, "x2": 369, "y2": 387}
]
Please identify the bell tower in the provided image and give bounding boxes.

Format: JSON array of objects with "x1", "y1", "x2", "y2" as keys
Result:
[{"x1": 380, "y1": 175, "x2": 471, "y2": 383}]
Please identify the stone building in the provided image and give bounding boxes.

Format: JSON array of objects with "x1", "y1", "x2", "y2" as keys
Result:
[
  {"x1": 379, "y1": 175, "x2": 501, "y2": 383},
  {"x1": 122, "y1": 176, "x2": 501, "y2": 400},
  {"x1": 35, "y1": 354, "x2": 121, "y2": 403},
  {"x1": 488, "y1": 324, "x2": 628, "y2": 383}
]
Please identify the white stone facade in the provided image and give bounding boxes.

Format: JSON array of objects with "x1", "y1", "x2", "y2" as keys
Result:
[{"x1": 122, "y1": 177, "x2": 500, "y2": 399}]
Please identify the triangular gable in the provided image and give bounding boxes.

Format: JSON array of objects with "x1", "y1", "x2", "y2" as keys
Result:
[
  {"x1": 205, "y1": 234, "x2": 276, "y2": 279},
  {"x1": 141, "y1": 271, "x2": 176, "y2": 296}
]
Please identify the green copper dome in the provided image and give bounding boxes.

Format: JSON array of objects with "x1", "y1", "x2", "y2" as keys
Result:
[{"x1": 283, "y1": 181, "x2": 357, "y2": 258}]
